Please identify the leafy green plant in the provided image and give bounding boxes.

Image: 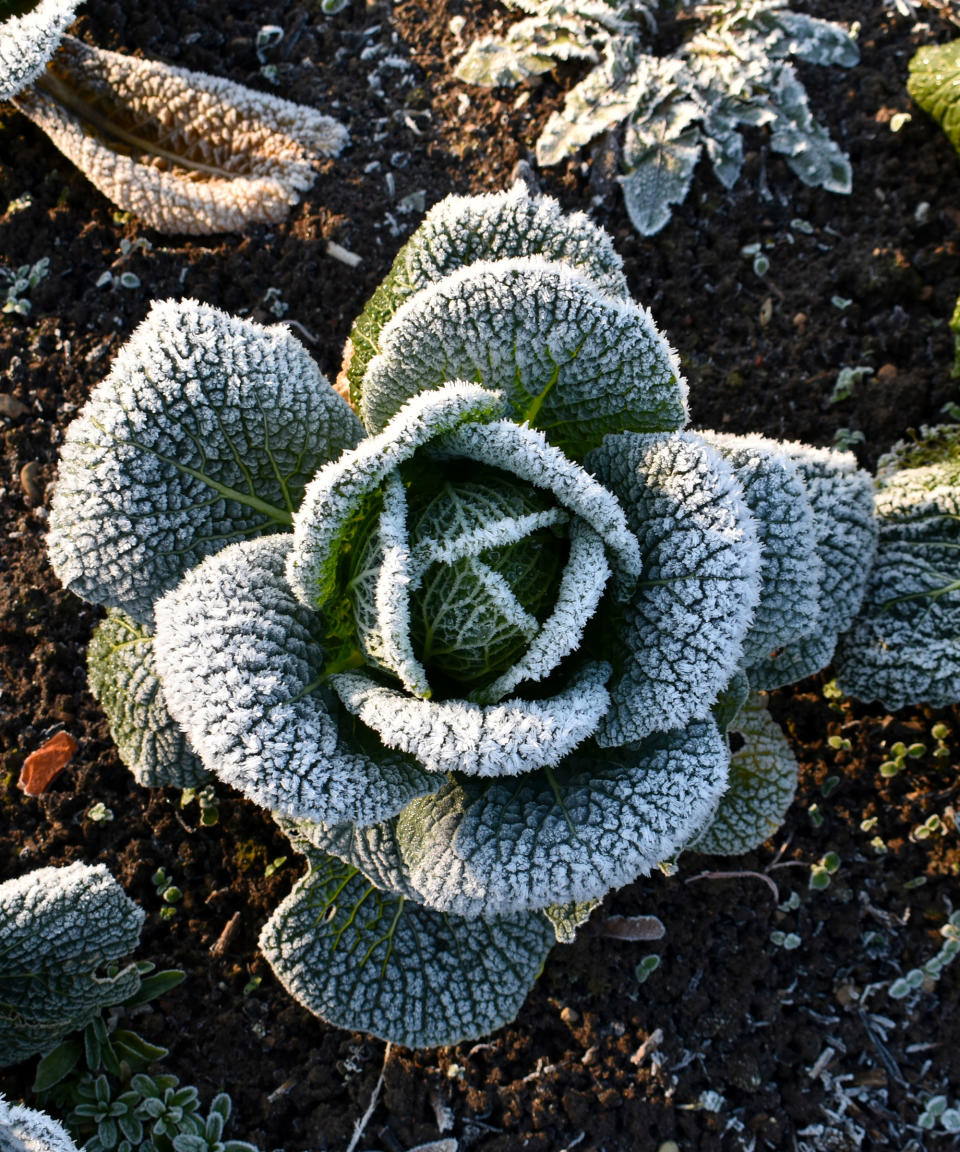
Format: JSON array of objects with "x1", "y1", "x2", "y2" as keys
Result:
[
  {"x1": 456, "y1": 0, "x2": 858, "y2": 234},
  {"x1": 0, "y1": 2, "x2": 346, "y2": 233},
  {"x1": 1, "y1": 257, "x2": 49, "y2": 316},
  {"x1": 46, "y1": 184, "x2": 887, "y2": 1047},
  {"x1": 836, "y1": 425, "x2": 960, "y2": 708},
  {"x1": 0, "y1": 863, "x2": 145, "y2": 1069}
]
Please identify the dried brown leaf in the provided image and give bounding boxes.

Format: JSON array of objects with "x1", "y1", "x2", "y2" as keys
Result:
[{"x1": 16, "y1": 36, "x2": 347, "y2": 233}]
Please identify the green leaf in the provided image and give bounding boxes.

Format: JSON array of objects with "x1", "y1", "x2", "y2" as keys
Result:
[
  {"x1": 124, "y1": 969, "x2": 185, "y2": 1006},
  {"x1": 692, "y1": 694, "x2": 797, "y2": 856},
  {"x1": 87, "y1": 611, "x2": 209, "y2": 789},
  {"x1": 32, "y1": 1037, "x2": 82, "y2": 1092},
  {"x1": 48, "y1": 300, "x2": 363, "y2": 626},
  {"x1": 620, "y1": 94, "x2": 702, "y2": 237},
  {"x1": 258, "y1": 848, "x2": 554, "y2": 1048},
  {"x1": 711, "y1": 669, "x2": 750, "y2": 735},
  {"x1": 109, "y1": 1030, "x2": 169, "y2": 1065},
  {"x1": 0, "y1": 863, "x2": 143, "y2": 1067},
  {"x1": 543, "y1": 898, "x2": 601, "y2": 944},
  {"x1": 389, "y1": 718, "x2": 729, "y2": 918},
  {"x1": 346, "y1": 182, "x2": 628, "y2": 405},
  {"x1": 836, "y1": 426, "x2": 960, "y2": 708},
  {"x1": 153, "y1": 535, "x2": 440, "y2": 828},
  {"x1": 587, "y1": 432, "x2": 761, "y2": 744},
  {"x1": 908, "y1": 39, "x2": 960, "y2": 157},
  {"x1": 359, "y1": 260, "x2": 686, "y2": 459}
]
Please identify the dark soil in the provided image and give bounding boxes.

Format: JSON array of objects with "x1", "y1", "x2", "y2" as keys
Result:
[{"x1": 2, "y1": 1, "x2": 960, "y2": 1150}]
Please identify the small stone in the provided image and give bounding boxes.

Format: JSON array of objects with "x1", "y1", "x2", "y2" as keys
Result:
[
  {"x1": 877, "y1": 363, "x2": 898, "y2": 383},
  {"x1": 793, "y1": 312, "x2": 807, "y2": 332},
  {"x1": 0, "y1": 393, "x2": 28, "y2": 419},
  {"x1": 18, "y1": 731, "x2": 78, "y2": 795},
  {"x1": 581, "y1": 1046, "x2": 599, "y2": 1066},
  {"x1": 658, "y1": 1143, "x2": 680, "y2": 1152},
  {"x1": 560, "y1": 1006, "x2": 580, "y2": 1026},
  {"x1": 19, "y1": 461, "x2": 43, "y2": 505}
]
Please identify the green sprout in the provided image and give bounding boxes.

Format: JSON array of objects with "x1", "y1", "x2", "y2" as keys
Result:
[
  {"x1": 809, "y1": 852, "x2": 840, "y2": 890},
  {"x1": 1, "y1": 256, "x2": 49, "y2": 315},
  {"x1": 878, "y1": 740, "x2": 925, "y2": 778},
  {"x1": 635, "y1": 954, "x2": 661, "y2": 983}
]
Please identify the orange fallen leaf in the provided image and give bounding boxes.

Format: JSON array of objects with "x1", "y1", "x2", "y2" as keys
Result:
[{"x1": 18, "y1": 731, "x2": 78, "y2": 795}]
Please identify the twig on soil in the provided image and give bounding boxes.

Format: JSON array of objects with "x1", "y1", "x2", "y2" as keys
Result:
[
  {"x1": 684, "y1": 869, "x2": 779, "y2": 902},
  {"x1": 345, "y1": 1042, "x2": 392, "y2": 1152}
]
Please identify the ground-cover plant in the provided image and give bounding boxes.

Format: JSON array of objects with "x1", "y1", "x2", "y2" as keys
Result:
[
  {"x1": 0, "y1": 0, "x2": 346, "y2": 233},
  {"x1": 43, "y1": 183, "x2": 894, "y2": 1047},
  {"x1": 455, "y1": 0, "x2": 859, "y2": 234}
]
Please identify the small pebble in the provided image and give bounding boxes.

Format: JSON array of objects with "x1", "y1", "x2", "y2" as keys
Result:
[
  {"x1": 560, "y1": 1007, "x2": 580, "y2": 1026},
  {"x1": 20, "y1": 461, "x2": 43, "y2": 505},
  {"x1": 0, "y1": 393, "x2": 28, "y2": 419},
  {"x1": 877, "y1": 363, "x2": 898, "y2": 383}
]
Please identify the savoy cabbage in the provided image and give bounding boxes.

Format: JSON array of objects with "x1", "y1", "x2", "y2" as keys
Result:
[
  {"x1": 48, "y1": 184, "x2": 883, "y2": 1046},
  {"x1": 456, "y1": 0, "x2": 858, "y2": 234}
]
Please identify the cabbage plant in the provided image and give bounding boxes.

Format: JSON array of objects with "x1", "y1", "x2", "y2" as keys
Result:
[
  {"x1": 836, "y1": 425, "x2": 960, "y2": 709},
  {"x1": 0, "y1": 0, "x2": 346, "y2": 233},
  {"x1": 46, "y1": 184, "x2": 880, "y2": 1047},
  {"x1": 456, "y1": 0, "x2": 858, "y2": 234}
]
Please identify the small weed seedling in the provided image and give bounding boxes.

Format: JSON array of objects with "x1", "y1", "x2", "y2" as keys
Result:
[
  {"x1": 151, "y1": 868, "x2": 183, "y2": 921},
  {"x1": 2, "y1": 256, "x2": 49, "y2": 315}
]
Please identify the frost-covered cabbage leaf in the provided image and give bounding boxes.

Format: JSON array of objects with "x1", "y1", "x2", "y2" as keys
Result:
[
  {"x1": 0, "y1": 0, "x2": 80, "y2": 102},
  {"x1": 1, "y1": 10, "x2": 346, "y2": 233},
  {"x1": 87, "y1": 609, "x2": 209, "y2": 789},
  {"x1": 836, "y1": 426, "x2": 960, "y2": 709},
  {"x1": 0, "y1": 863, "x2": 144, "y2": 1067},
  {"x1": 456, "y1": 0, "x2": 858, "y2": 234},
  {"x1": 908, "y1": 38, "x2": 960, "y2": 157},
  {"x1": 0, "y1": 1095, "x2": 79, "y2": 1152},
  {"x1": 693, "y1": 692, "x2": 797, "y2": 856},
  {"x1": 47, "y1": 185, "x2": 884, "y2": 1048}
]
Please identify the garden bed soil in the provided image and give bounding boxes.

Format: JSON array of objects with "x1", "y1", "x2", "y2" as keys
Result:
[{"x1": 2, "y1": 1, "x2": 960, "y2": 1149}]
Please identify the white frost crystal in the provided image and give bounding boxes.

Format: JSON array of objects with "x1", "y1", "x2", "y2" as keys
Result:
[
  {"x1": 47, "y1": 184, "x2": 904, "y2": 1049},
  {"x1": 0, "y1": 0, "x2": 80, "y2": 102},
  {"x1": 0, "y1": 862, "x2": 144, "y2": 1067},
  {"x1": 14, "y1": 36, "x2": 347, "y2": 234},
  {"x1": 0, "y1": 1095, "x2": 80, "y2": 1152}
]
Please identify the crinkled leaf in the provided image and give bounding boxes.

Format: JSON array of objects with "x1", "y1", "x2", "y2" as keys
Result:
[
  {"x1": 908, "y1": 39, "x2": 960, "y2": 157},
  {"x1": 87, "y1": 610, "x2": 209, "y2": 789},
  {"x1": 836, "y1": 427, "x2": 960, "y2": 709},
  {"x1": 48, "y1": 299, "x2": 363, "y2": 627},
  {"x1": 693, "y1": 694, "x2": 797, "y2": 856},
  {"x1": 330, "y1": 661, "x2": 611, "y2": 778},
  {"x1": 346, "y1": 182, "x2": 628, "y2": 404},
  {"x1": 749, "y1": 442, "x2": 876, "y2": 690},
  {"x1": 701, "y1": 432, "x2": 821, "y2": 667},
  {"x1": 712, "y1": 668, "x2": 750, "y2": 735},
  {"x1": 288, "y1": 383, "x2": 504, "y2": 613},
  {"x1": 0, "y1": 1095, "x2": 80, "y2": 1152},
  {"x1": 620, "y1": 95, "x2": 702, "y2": 237},
  {"x1": 455, "y1": 18, "x2": 598, "y2": 86},
  {"x1": 392, "y1": 718, "x2": 729, "y2": 918},
  {"x1": 543, "y1": 898, "x2": 601, "y2": 944},
  {"x1": 258, "y1": 848, "x2": 554, "y2": 1048},
  {"x1": 0, "y1": 0, "x2": 80, "y2": 102},
  {"x1": 768, "y1": 63, "x2": 852, "y2": 194},
  {"x1": 153, "y1": 535, "x2": 439, "y2": 827},
  {"x1": 587, "y1": 432, "x2": 761, "y2": 746},
  {"x1": 360, "y1": 258, "x2": 686, "y2": 459},
  {"x1": 0, "y1": 863, "x2": 144, "y2": 1067},
  {"x1": 536, "y1": 40, "x2": 660, "y2": 167},
  {"x1": 16, "y1": 36, "x2": 347, "y2": 234},
  {"x1": 760, "y1": 10, "x2": 859, "y2": 67}
]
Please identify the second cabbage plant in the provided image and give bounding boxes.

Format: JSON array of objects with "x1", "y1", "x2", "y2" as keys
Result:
[{"x1": 47, "y1": 184, "x2": 882, "y2": 1047}]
